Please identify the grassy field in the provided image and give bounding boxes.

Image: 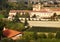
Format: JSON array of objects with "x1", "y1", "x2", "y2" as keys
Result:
[{"x1": 0, "y1": 14, "x2": 4, "y2": 18}]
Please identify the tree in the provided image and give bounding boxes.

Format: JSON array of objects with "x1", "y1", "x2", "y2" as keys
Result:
[
  {"x1": 13, "y1": 12, "x2": 20, "y2": 23},
  {"x1": 25, "y1": 12, "x2": 30, "y2": 18},
  {"x1": 33, "y1": 32, "x2": 38, "y2": 39},
  {"x1": 28, "y1": 0, "x2": 32, "y2": 10},
  {"x1": 24, "y1": 18, "x2": 29, "y2": 26},
  {"x1": 0, "y1": 10, "x2": 9, "y2": 18},
  {"x1": 17, "y1": 0, "x2": 27, "y2": 10},
  {"x1": 8, "y1": 2, "x2": 19, "y2": 10},
  {"x1": 58, "y1": 15, "x2": 60, "y2": 19},
  {"x1": 55, "y1": 31, "x2": 60, "y2": 39},
  {"x1": 0, "y1": 0, "x2": 7, "y2": 10},
  {"x1": 51, "y1": 13, "x2": 58, "y2": 21},
  {"x1": 53, "y1": 13, "x2": 57, "y2": 17},
  {"x1": 38, "y1": 33, "x2": 47, "y2": 39},
  {"x1": 23, "y1": 32, "x2": 35, "y2": 40},
  {"x1": 0, "y1": 19, "x2": 6, "y2": 40},
  {"x1": 0, "y1": 19, "x2": 5, "y2": 30},
  {"x1": 32, "y1": 14, "x2": 36, "y2": 18},
  {"x1": 53, "y1": 13, "x2": 58, "y2": 21},
  {"x1": 48, "y1": 33, "x2": 55, "y2": 39},
  {"x1": 5, "y1": 20, "x2": 25, "y2": 31},
  {"x1": 0, "y1": 38, "x2": 14, "y2": 42}
]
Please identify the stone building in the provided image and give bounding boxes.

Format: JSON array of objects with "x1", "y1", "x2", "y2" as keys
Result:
[{"x1": 8, "y1": 3, "x2": 60, "y2": 21}]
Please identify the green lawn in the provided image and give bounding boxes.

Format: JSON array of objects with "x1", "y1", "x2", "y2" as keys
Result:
[{"x1": 0, "y1": 14, "x2": 4, "y2": 18}]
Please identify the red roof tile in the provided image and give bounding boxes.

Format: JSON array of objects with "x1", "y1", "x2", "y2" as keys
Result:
[
  {"x1": 49, "y1": 8, "x2": 60, "y2": 11},
  {"x1": 9, "y1": 10, "x2": 30, "y2": 13},
  {"x1": 9, "y1": 9, "x2": 49, "y2": 13},
  {"x1": 9, "y1": 8, "x2": 60, "y2": 13},
  {"x1": 3, "y1": 28, "x2": 22, "y2": 38}
]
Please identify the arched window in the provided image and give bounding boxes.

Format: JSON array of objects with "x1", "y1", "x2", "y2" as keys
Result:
[
  {"x1": 25, "y1": 2, "x2": 28, "y2": 4},
  {"x1": 32, "y1": 1, "x2": 34, "y2": 4}
]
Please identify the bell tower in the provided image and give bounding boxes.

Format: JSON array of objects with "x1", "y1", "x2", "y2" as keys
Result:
[{"x1": 33, "y1": 3, "x2": 42, "y2": 11}]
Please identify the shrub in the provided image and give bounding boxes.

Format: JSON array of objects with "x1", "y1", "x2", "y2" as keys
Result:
[
  {"x1": 55, "y1": 31, "x2": 60, "y2": 39},
  {"x1": 38, "y1": 33, "x2": 47, "y2": 39},
  {"x1": 0, "y1": 38, "x2": 14, "y2": 42},
  {"x1": 24, "y1": 18, "x2": 29, "y2": 26},
  {"x1": 33, "y1": 32, "x2": 38, "y2": 39},
  {"x1": 23, "y1": 32, "x2": 34, "y2": 40},
  {"x1": 48, "y1": 33, "x2": 55, "y2": 39}
]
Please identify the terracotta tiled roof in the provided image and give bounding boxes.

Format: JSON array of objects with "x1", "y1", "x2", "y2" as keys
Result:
[
  {"x1": 9, "y1": 9, "x2": 49, "y2": 13},
  {"x1": 9, "y1": 10, "x2": 16, "y2": 13},
  {"x1": 9, "y1": 10, "x2": 31, "y2": 13},
  {"x1": 9, "y1": 8, "x2": 60, "y2": 13},
  {"x1": 30, "y1": 8, "x2": 51, "y2": 12},
  {"x1": 48, "y1": 8, "x2": 60, "y2": 11},
  {"x1": 3, "y1": 28, "x2": 22, "y2": 38}
]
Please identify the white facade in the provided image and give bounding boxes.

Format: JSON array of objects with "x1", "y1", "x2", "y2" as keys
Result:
[
  {"x1": 8, "y1": 16, "x2": 14, "y2": 21},
  {"x1": 8, "y1": 12, "x2": 16, "y2": 21},
  {"x1": 33, "y1": 3, "x2": 41, "y2": 11},
  {"x1": 30, "y1": 11, "x2": 53, "y2": 18},
  {"x1": 9, "y1": 13, "x2": 16, "y2": 16},
  {"x1": 8, "y1": 3, "x2": 60, "y2": 21}
]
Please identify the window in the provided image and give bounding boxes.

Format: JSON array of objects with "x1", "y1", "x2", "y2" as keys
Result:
[
  {"x1": 32, "y1": 1, "x2": 34, "y2": 4},
  {"x1": 36, "y1": 2, "x2": 38, "y2": 4},
  {"x1": 25, "y1": 2, "x2": 28, "y2": 4}
]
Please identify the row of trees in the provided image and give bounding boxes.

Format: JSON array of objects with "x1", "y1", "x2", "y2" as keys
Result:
[
  {"x1": 23, "y1": 31, "x2": 60, "y2": 39},
  {"x1": 0, "y1": 0, "x2": 32, "y2": 10},
  {"x1": 1, "y1": 31, "x2": 60, "y2": 42},
  {"x1": 0, "y1": 0, "x2": 32, "y2": 19},
  {"x1": 0, "y1": 0, "x2": 59, "y2": 10},
  {"x1": 16, "y1": 12, "x2": 30, "y2": 18}
]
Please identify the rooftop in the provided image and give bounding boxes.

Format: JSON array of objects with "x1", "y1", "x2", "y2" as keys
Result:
[{"x1": 3, "y1": 28, "x2": 22, "y2": 38}]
